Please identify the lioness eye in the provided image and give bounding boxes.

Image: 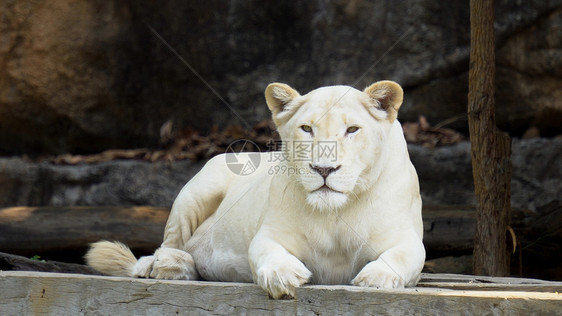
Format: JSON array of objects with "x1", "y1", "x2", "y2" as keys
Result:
[
  {"x1": 301, "y1": 125, "x2": 313, "y2": 133},
  {"x1": 346, "y1": 126, "x2": 359, "y2": 134}
]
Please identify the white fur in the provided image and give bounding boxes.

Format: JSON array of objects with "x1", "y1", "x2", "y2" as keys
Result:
[{"x1": 86, "y1": 81, "x2": 425, "y2": 299}]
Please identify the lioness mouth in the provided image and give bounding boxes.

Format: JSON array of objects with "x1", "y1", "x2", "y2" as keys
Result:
[{"x1": 312, "y1": 184, "x2": 342, "y2": 194}]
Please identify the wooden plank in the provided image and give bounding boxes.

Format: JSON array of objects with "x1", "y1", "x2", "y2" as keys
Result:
[
  {"x1": 420, "y1": 273, "x2": 561, "y2": 285},
  {"x1": 417, "y1": 282, "x2": 562, "y2": 293},
  {"x1": 418, "y1": 272, "x2": 562, "y2": 292},
  {"x1": 4, "y1": 249, "x2": 558, "y2": 292},
  {"x1": 0, "y1": 271, "x2": 560, "y2": 315}
]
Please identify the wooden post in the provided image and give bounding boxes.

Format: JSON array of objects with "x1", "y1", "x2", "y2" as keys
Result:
[{"x1": 468, "y1": 0, "x2": 512, "y2": 276}]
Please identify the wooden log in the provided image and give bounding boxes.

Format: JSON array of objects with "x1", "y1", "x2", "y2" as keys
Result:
[
  {"x1": 1, "y1": 205, "x2": 475, "y2": 258},
  {"x1": 0, "y1": 252, "x2": 100, "y2": 275},
  {"x1": 0, "y1": 205, "x2": 559, "y2": 262},
  {"x1": 0, "y1": 271, "x2": 560, "y2": 315},
  {"x1": 422, "y1": 205, "x2": 476, "y2": 253},
  {"x1": 0, "y1": 206, "x2": 169, "y2": 258}
]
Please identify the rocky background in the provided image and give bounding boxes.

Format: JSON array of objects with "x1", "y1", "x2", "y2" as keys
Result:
[
  {"x1": 1, "y1": 0, "x2": 561, "y2": 155},
  {"x1": 0, "y1": 139, "x2": 559, "y2": 212},
  {"x1": 0, "y1": 1, "x2": 561, "y2": 280},
  {"x1": 1, "y1": 138, "x2": 561, "y2": 280}
]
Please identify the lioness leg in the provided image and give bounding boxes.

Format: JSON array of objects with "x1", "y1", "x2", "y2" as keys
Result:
[
  {"x1": 142, "y1": 156, "x2": 231, "y2": 279},
  {"x1": 249, "y1": 232, "x2": 312, "y2": 299},
  {"x1": 87, "y1": 156, "x2": 229, "y2": 279}
]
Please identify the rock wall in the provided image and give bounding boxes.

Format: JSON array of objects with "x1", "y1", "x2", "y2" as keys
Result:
[
  {"x1": 0, "y1": 139, "x2": 559, "y2": 213},
  {"x1": 1, "y1": 0, "x2": 561, "y2": 154},
  {"x1": 0, "y1": 158, "x2": 205, "y2": 207}
]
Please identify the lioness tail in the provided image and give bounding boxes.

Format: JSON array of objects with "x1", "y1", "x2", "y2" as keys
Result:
[{"x1": 85, "y1": 240, "x2": 137, "y2": 277}]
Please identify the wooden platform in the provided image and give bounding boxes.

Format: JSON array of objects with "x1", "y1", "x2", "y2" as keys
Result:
[{"x1": 1, "y1": 271, "x2": 560, "y2": 315}]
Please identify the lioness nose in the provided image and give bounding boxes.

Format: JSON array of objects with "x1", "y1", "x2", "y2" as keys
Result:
[{"x1": 310, "y1": 164, "x2": 341, "y2": 180}]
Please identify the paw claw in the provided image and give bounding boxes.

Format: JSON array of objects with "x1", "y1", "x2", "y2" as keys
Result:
[
  {"x1": 256, "y1": 257, "x2": 312, "y2": 299},
  {"x1": 352, "y1": 260, "x2": 405, "y2": 289}
]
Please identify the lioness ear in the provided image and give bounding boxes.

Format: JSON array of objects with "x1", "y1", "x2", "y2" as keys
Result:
[
  {"x1": 265, "y1": 83, "x2": 301, "y2": 126},
  {"x1": 363, "y1": 80, "x2": 404, "y2": 122}
]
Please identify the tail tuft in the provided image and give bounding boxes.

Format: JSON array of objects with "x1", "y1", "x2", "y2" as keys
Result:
[{"x1": 85, "y1": 240, "x2": 138, "y2": 277}]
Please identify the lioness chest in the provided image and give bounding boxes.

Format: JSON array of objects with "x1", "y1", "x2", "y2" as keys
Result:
[{"x1": 297, "y1": 216, "x2": 373, "y2": 284}]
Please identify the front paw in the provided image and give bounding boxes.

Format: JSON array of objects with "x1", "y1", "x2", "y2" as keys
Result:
[
  {"x1": 255, "y1": 256, "x2": 312, "y2": 299},
  {"x1": 352, "y1": 260, "x2": 405, "y2": 289}
]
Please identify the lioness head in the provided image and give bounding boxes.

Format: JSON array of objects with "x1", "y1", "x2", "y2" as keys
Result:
[{"x1": 265, "y1": 81, "x2": 403, "y2": 211}]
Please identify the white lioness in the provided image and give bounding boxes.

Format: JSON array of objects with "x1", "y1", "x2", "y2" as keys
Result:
[{"x1": 86, "y1": 81, "x2": 425, "y2": 299}]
